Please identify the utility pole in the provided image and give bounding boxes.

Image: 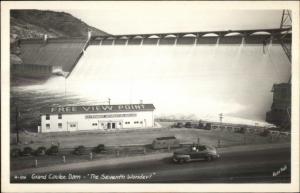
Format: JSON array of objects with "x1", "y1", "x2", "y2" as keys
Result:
[
  {"x1": 219, "y1": 113, "x2": 223, "y2": 124},
  {"x1": 218, "y1": 113, "x2": 223, "y2": 147}
]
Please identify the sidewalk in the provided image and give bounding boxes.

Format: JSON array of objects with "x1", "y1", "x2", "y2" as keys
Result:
[{"x1": 11, "y1": 142, "x2": 290, "y2": 176}]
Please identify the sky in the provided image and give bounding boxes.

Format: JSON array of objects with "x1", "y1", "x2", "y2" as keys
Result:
[{"x1": 61, "y1": 6, "x2": 284, "y2": 35}]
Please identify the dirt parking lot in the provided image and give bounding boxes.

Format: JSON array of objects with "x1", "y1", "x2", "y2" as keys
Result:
[{"x1": 11, "y1": 126, "x2": 289, "y2": 150}]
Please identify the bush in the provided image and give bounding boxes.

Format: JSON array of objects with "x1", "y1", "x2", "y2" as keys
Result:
[
  {"x1": 46, "y1": 145, "x2": 59, "y2": 155},
  {"x1": 185, "y1": 122, "x2": 192, "y2": 128},
  {"x1": 197, "y1": 121, "x2": 204, "y2": 129},
  {"x1": 93, "y1": 144, "x2": 105, "y2": 154},
  {"x1": 22, "y1": 147, "x2": 33, "y2": 156},
  {"x1": 34, "y1": 146, "x2": 47, "y2": 156},
  {"x1": 171, "y1": 122, "x2": 184, "y2": 128},
  {"x1": 235, "y1": 127, "x2": 246, "y2": 134},
  {"x1": 204, "y1": 123, "x2": 212, "y2": 130},
  {"x1": 73, "y1": 145, "x2": 88, "y2": 155},
  {"x1": 11, "y1": 148, "x2": 21, "y2": 157}
]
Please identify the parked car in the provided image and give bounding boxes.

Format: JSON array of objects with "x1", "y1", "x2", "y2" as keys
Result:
[
  {"x1": 46, "y1": 145, "x2": 59, "y2": 155},
  {"x1": 92, "y1": 144, "x2": 105, "y2": 153},
  {"x1": 172, "y1": 145, "x2": 220, "y2": 163},
  {"x1": 73, "y1": 145, "x2": 89, "y2": 155},
  {"x1": 34, "y1": 146, "x2": 47, "y2": 156},
  {"x1": 22, "y1": 147, "x2": 33, "y2": 156}
]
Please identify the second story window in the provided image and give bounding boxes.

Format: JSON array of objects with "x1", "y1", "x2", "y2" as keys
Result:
[
  {"x1": 58, "y1": 114, "x2": 62, "y2": 119},
  {"x1": 46, "y1": 114, "x2": 50, "y2": 120}
]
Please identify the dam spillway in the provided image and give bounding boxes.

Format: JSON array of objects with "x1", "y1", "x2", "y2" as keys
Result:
[
  {"x1": 65, "y1": 42, "x2": 290, "y2": 121},
  {"x1": 12, "y1": 29, "x2": 291, "y2": 123}
]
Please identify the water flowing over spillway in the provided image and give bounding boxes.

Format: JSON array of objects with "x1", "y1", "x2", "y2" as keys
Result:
[{"x1": 14, "y1": 43, "x2": 290, "y2": 125}]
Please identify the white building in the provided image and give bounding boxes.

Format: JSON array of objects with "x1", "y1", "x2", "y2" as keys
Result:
[{"x1": 40, "y1": 104, "x2": 155, "y2": 133}]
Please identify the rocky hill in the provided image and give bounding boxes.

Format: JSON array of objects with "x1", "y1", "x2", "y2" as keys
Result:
[{"x1": 10, "y1": 9, "x2": 109, "y2": 40}]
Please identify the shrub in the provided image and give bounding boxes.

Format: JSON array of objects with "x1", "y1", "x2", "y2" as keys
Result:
[
  {"x1": 11, "y1": 148, "x2": 21, "y2": 157},
  {"x1": 93, "y1": 144, "x2": 105, "y2": 153},
  {"x1": 46, "y1": 145, "x2": 59, "y2": 155},
  {"x1": 185, "y1": 122, "x2": 192, "y2": 128},
  {"x1": 73, "y1": 145, "x2": 88, "y2": 155},
  {"x1": 235, "y1": 127, "x2": 246, "y2": 134},
  {"x1": 204, "y1": 123, "x2": 212, "y2": 130},
  {"x1": 260, "y1": 129, "x2": 270, "y2": 137},
  {"x1": 197, "y1": 121, "x2": 204, "y2": 129},
  {"x1": 22, "y1": 147, "x2": 33, "y2": 156},
  {"x1": 34, "y1": 146, "x2": 47, "y2": 156},
  {"x1": 171, "y1": 122, "x2": 183, "y2": 128}
]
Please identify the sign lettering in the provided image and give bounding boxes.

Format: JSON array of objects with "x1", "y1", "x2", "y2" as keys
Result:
[
  {"x1": 82, "y1": 106, "x2": 90, "y2": 111},
  {"x1": 85, "y1": 113, "x2": 137, "y2": 119},
  {"x1": 46, "y1": 104, "x2": 152, "y2": 114}
]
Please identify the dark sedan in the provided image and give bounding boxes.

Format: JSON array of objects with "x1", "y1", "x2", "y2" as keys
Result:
[{"x1": 173, "y1": 145, "x2": 220, "y2": 163}]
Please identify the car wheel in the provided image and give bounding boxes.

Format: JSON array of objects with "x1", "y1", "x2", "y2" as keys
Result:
[
  {"x1": 206, "y1": 156, "x2": 213, "y2": 161},
  {"x1": 179, "y1": 158, "x2": 185, "y2": 164}
]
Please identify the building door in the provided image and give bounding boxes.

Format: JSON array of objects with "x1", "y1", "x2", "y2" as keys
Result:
[
  {"x1": 112, "y1": 122, "x2": 116, "y2": 129},
  {"x1": 107, "y1": 122, "x2": 111, "y2": 129}
]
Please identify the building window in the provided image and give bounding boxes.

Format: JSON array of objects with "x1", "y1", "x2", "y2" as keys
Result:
[
  {"x1": 92, "y1": 123, "x2": 98, "y2": 126},
  {"x1": 46, "y1": 124, "x2": 50, "y2": 129},
  {"x1": 70, "y1": 124, "x2": 76, "y2": 127},
  {"x1": 125, "y1": 122, "x2": 130, "y2": 124},
  {"x1": 58, "y1": 123, "x2": 62, "y2": 128},
  {"x1": 58, "y1": 114, "x2": 62, "y2": 119},
  {"x1": 46, "y1": 114, "x2": 50, "y2": 120},
  {"x1": 140, "y1": 121, "x2": 143, "y2": 124}
]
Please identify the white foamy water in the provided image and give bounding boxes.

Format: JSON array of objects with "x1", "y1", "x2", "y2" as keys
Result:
[{"x1": 15, "y1": 44, "x2": 290, "y2": 126}]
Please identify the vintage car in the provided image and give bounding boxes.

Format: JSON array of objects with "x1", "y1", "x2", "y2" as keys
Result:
[{"x1": 172, "y1": 145, "x2": 220, "y2": 163}]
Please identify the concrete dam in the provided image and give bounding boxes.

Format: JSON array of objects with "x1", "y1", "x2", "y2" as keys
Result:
[{"x1": 12, "y1": 28, "x2": 291, "y2": 123}]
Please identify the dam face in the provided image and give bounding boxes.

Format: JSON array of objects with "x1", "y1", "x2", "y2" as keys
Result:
[{"x1": 57, "y1": 42, "x2": 290, "y2": 121}]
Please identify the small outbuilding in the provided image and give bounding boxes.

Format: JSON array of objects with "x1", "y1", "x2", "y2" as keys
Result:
[{"x1": 152, "y1": 136, "x2": 180, "y2": 149}]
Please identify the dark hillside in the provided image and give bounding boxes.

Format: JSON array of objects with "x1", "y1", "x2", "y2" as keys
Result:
[
  {"x1": 10, "y1": 9, "x2": 109, "y2": 84},
  {"x1": 10, "y1": 9, "x2": 109, "y2": 39}
]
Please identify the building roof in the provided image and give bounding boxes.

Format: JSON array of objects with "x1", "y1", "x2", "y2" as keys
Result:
[
  {"x1": 19, "y1": 38, "x2": 87, "y2": 72},
  {"x1": 40, "y1": 104, "x2": 155, "y2": 115},
  {"x1": 155, "y1": 136, "x2": 177, "y2": 140}
]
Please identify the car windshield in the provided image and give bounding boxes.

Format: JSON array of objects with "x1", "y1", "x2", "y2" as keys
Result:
[
  {"x1": 197, "y1": 146, "x2": 207, "y2": 151},
  {"x1": 192, "y1": 145, "x2": 207, "y2": 151}
]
